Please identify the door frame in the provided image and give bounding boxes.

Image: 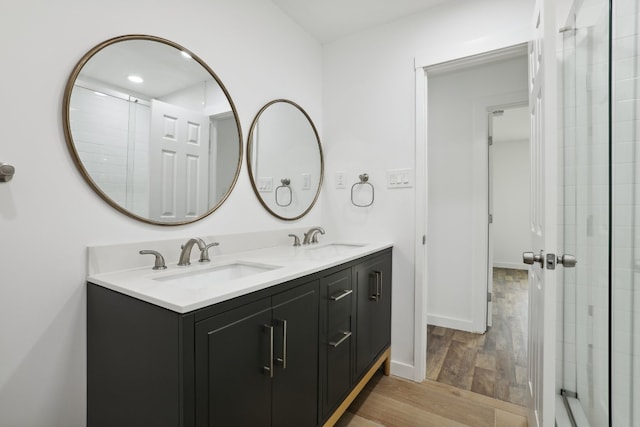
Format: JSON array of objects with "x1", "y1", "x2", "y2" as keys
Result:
[{"x1": 413, "y1": 42, "x2": 529, "y2": 382}]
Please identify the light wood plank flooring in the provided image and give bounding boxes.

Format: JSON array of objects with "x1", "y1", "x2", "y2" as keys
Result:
[
  {"x1": 426, "y1": 268, "x2": 529, "y2": 406},
  {"x1": 334, "y1": 370, "x2": 528, "y2": 427}
]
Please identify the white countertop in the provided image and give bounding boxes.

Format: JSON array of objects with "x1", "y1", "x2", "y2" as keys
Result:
[{"x1": 88, "y1": 241, "x2": 393, "y2": 313}]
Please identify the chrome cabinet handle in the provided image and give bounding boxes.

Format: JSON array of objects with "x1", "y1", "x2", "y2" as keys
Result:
[
  {"x1": 275, "y1": 319, "x2": 287, "y2": 369},
  {"x1": 369, "y1": 271, "x2": 382, "y2": 302},
  {"x1": 330, "y1": 289, "x2": 353, "y2": 301},
  {"x1": 329, "y1": 331, "x2": 352, "y2": 348},
  {"x1": 263, "y1": 324, "x2": 274, "y2": 378}
]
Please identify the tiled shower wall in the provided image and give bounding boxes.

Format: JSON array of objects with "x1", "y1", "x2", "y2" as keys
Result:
[
  {"x1": 612, "y1": 0, "x2": 640, "y2": 424},
  {"x1": 70, "y1": 86, "x2": 150, "y2": 218}
]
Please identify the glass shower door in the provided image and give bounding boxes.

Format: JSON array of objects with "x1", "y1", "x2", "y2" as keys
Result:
[{"x1": 560, "y1": 0, "x2": 610, "y2": 425}]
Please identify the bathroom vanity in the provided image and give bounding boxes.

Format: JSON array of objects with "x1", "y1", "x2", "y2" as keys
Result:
[{"x1": 87, "y1": 240, "x2": 392, "y2": 427}]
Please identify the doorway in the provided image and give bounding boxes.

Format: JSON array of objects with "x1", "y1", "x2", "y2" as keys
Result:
[{"x1": 422, "y1": 48, "x2": 530, "y2": 406}]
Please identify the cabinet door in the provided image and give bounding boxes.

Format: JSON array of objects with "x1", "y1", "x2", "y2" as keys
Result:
[
  {"x1": 354, "y1": 253, "x2": 392, "y2": 378},
  {"x1": 271, "y1": 280, "x2": 319, "y2": 427},
  {"x1": 321, "y1": 269, "x2": 353, "y2": 416},
  {"x1": 195, "y1": 298, "x2": 272, "y2": 427}
]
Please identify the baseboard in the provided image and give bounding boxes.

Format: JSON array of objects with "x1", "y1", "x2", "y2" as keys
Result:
[
  {"x1": 389, "y1": 360, "x2": 415, "y2": 381},
  {"x1": 492, "y1": 262, "x2": 528, "y2": 270},
  {"x1": 427, "y1": 314, "x2": 476, "y2": 332}
]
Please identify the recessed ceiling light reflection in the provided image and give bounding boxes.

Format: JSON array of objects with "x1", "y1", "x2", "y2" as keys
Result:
[{"x1": 127, "y1": 75, "x2": 144, "y2": 84}]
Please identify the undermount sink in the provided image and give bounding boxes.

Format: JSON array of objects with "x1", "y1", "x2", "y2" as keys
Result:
[{"x1": 154, "y1": 261, "x2": 281, "y2": 286}]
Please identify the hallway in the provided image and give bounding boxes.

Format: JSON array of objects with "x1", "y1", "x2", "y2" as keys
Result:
[{"x1": 426, "y1": 268, "x2": 529, "y2": 406}]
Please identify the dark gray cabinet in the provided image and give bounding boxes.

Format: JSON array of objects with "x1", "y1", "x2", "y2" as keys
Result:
[
  {"x1": 87, "y1": 247, "x2": 391, "y2": 427},
  {"x1": 354, "y1": 253, "x2": 392, "y2": 379},
  {"x1": 194, "y1": 280, "x2": 318, "y2": 427},
  {"x1": 320, "y1": 268, "x2": 354, "y2": 417}
]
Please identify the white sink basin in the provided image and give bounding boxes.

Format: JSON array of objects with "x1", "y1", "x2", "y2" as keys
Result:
[{"x1": 154, "y1": 261, "x2": 281, "y2": 287}]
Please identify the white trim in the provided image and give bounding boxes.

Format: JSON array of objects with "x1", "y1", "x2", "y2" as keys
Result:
[
  {"x1": 414, "y1": 31, "x2": 530, "y2": 70},
  {"x1": 389, "y1": 360, "x2": 416, "y2": 380},
  {"x1": 413, "y1": 64, "x2": 428, "y2": 383},
  {"x1": 426, "y1": 315, "x2": 478, "y2": 333},
  {"x1": 426, "y1": 43, "x2": 529, "y2": 76}
]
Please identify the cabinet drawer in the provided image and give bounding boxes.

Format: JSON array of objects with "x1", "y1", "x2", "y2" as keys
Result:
[
  {"x1": 324, "y1": 318, "x2": 352, "y2": 416},
  {"x1": 324, "y1": 269, "x2": 352, "y2": 330}
]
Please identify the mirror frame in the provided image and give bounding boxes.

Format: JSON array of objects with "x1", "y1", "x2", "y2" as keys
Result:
[
  {"x1": 247, "y1": 99, "x2": 324, "y2": 221},
  {"x1": 62, "y1": 34, "x2": 243, "y2": 226}
]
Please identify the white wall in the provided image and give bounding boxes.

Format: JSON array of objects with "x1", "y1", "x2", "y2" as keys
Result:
[
  {"x1": 0, "y1": 1, "x2": 323, "y2": 426},
  {"x1": 493, "y1": 139, "x2": 530, "y2": 270},
  {"x1": 322, "y1": 0, "x2": 532, "y2": 375}
]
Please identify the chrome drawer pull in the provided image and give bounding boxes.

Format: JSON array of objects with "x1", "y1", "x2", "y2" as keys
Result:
[
  {"x1": 263, "y1": 324, "x2": 274, "y2": 378},
  {"x1": 330, "y1": 289, "x2": 353, "y2": 301},
  {"x1": 275, "y1": 319, "x2": 287, "y2": 369},
  {"x1": 329, "y1": 331, "x2": 352, "y2": 348}
]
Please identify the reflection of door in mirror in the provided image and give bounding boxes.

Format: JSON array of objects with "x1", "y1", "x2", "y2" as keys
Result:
[{"x1": 149, "y1": 100, "x2": 210, "y2": 222}]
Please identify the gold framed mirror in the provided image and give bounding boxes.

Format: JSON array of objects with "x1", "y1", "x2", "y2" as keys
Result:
[
  {"x1": 247, "y1": 99, "x2": 324, "y2": 220},
  {"x1": 63, "y1": 34, "x2": 243, "y2": 225}
]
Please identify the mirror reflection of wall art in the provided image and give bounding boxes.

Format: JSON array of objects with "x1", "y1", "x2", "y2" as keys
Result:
[
  {"x1": 247, "y1": 99, "x2": 324, "y2": 220},
  {"x1": 63, "y1": 35, "x2": 243, "y2": 225}
]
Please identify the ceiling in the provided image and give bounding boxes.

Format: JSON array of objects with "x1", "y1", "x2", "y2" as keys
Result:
[{"x1": 271, "y1": 0, "x2": 452, "y2": 44}]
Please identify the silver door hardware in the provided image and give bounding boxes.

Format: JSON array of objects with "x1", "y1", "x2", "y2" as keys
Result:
[
  {"x1": 546, "y1": 253, "x2": 557, "y2": 270},
  {"x1": 524, "y1": 251, "x2": 577, "y2": 269},
  {"x1": 0, "y1": 163, "x2": 15, "y2": 182},
  {"x1": 557, "y1": 254, "x2": 577, "y2": 267},
  {"x1": 487, "y1": 292, "x2": 492, "y2": 302},
  {"x1": 489, "y1": 214, "x2": 493, "y2": 224},
  {"x1": 523, "y1": 251, "x2": 544, "y2": 267},
  {"x1": 545, "y1": 253, "x2": 577, "y2": 270}
]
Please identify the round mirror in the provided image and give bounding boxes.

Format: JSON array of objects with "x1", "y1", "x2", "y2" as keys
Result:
[
  {"x1": 63, "y1": 35, "x2": 242, "y2": 225},
  {"x1": 247, "y1": 99, "x2": 323, "y2": 220}
]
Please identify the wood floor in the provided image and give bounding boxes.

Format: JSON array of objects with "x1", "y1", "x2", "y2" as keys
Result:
[
  {"x1": 331, "y1": 268, "x2": 529, "y2": 426},
  {"x1": 426, "y1": 268, "x2": 529, "y2": 406},
  {"x1": 334, "y1": 370, "x2": 528, "y2": 427}
]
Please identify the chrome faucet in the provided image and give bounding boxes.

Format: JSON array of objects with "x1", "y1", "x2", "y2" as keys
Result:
[
  {"x1": 178, "y1": 238, "x2": 206, "y2": 266},
  {"x1": 198, "y1": 242, "x2": 220, "y2": 262},
  {"x1": 302, "y1": 227, "x2": 325, "y2": 245}
]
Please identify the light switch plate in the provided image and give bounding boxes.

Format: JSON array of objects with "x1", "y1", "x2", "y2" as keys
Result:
[
  {"x1": 257, "y1": 177, "x2": 273, "y2": 192},
  {"x1": 335, "y1": 172, "x2": 346, "y2": 189},
  {"x1": 387, "y1": 168, "x2": 413, "y2": 188},
  {"x1": 302, "y1": 173, "x2": 311, "y2": 190}
]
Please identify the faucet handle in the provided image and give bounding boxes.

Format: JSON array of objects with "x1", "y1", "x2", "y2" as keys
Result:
[
  {"x1": 199, "y1": 242, "x2": 220, "y2": 263},
  {"x1": 139, "y1": 250, "x2": 167, "y2": 270},
  {"x1": 288, "y1": 234, "x2": 301, "y2": 247},
  {"x1": 310, "y1": 228, "x2": 325, "y2": 244}
]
